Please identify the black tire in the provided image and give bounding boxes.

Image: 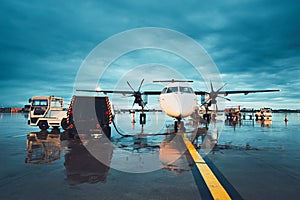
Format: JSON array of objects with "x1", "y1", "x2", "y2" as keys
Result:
[
  {"x1": 174, "y1": 121, "x2": 178, "y2": 132},
  {"x1": 39, "y1": 121, "x2": 49, "y2": 130},
  {"x1": 61, "y1": 118, "x2": 68, "y2": 130},
  {"x1": 140, "y1": 113, "x2": 146, "y2": 125},
  {"x1": 102, "y1": 126, "x2": 111, "y2": 138}
]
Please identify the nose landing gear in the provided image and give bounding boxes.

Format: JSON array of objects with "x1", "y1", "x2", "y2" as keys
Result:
[{"x1": 174, "y1": 117, "x2": 185, "y2": 132}]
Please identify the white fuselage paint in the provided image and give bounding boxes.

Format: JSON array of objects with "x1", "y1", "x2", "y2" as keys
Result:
[{"x1": 159, "y1": 82, "x2": 198, "y2": 119}]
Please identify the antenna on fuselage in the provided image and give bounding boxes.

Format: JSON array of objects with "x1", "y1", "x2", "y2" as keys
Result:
[{"x1": 153, "y1": 79, "x2": 194, "y2": 83}]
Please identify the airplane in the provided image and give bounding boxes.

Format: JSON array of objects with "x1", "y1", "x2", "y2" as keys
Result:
[{"x1": 77, "y1": 79, "x2": 280, "y2": 132}]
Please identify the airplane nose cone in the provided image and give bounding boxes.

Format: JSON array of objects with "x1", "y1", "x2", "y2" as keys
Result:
[
  {"x1": 176, "y1": 94, "x2": 197, "y2": 118},
  {"x1": 159, "y1": 94, "x2": 181, "y2": 118},
  {"x1": 159, "y1": 94, "x2": 196, "y2": 118}
]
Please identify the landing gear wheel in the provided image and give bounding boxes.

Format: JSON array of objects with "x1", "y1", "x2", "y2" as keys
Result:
[
  {"x1": 140, "y1": 113, "x2": 146, "y2": 125},
  {"x1": 61, "y1": 118, "x2": 68, "y2": 130},
  {"x1": 102, "y1": 126, "x2": 111, "y2": 138},
  {"x1": 204, "y1": 114, "x2": 210, "y2": 123},
  {"x1": 174, "y1": 121, "x2": 178, "y2": 132},
  {"x1": 39, "y1": 121, "x2": 49, "y2": 130}
]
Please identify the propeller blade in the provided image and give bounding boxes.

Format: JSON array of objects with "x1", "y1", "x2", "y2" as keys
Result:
[
  {"x1": 138, "y1": 79, "x2": 144, "y2": 92},
  {"x1": 127, "y1": 81, "x2": 135, "y2": 92},
  {"x1": 141, "y1": 99, "x2": 146, "y2": 107},
  {"x1": 216, "y1": 83, "x2": 227, "y2": 93},
  {"x1": 200, "y1": 81, "x2": 229, "y2": 118},
  {"x1": 199, "y1": 98, "x2": 211, "y2": 107},
  {"x1": 210, "y1": 81, "x2": 214, "y2": 92},
  {"x1": 126, "y1": 79, "x2": 147, "y2": 108},
  {"x1": 217, "y1": 95, "x2": 231, "y2": 101}
]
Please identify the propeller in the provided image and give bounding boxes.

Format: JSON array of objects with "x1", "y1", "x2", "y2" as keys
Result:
[
  {"x1": 201, "y1": 81, "x2": 231, "y2": 111},
  {"x1": 127, "y1": 79, "x2": 146, "y2": 108}
]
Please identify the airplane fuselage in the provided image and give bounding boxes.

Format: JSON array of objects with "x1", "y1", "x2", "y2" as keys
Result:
[{"x1": 159, "y1": 82, "x2": 198, "y2": 119}]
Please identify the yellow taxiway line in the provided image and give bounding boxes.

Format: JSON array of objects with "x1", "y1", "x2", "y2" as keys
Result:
[{"x1": 182, "y1": 135, "x2": 231, "y2": 200}]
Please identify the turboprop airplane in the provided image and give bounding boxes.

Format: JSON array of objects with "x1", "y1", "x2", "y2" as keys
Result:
[{"x1": 77, "y1": 79, "x2": 280, "y2": 131}]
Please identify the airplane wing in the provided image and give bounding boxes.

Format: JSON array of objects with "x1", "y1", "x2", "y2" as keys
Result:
[
  {"x1": 78, "y1": 88, "x2": 280, "y2": 96},
  {"x1": 143, "y1": 91, "x2": 161, "y2": 95},
  {"x1": 76, "y1": 89, "x2": 133, "y2": 95},
  {"x1": 194, "y1": 89, "x2": 280, "y2": 96},
  {"x1": 194, "y1": 91, "x2": 208, "y2": 95},
  {"x1": 219, "y1": 89, "x2": 280, "y2": 96},
  {"x1": 76, "y1": 89, "x2": 161, "y2": 95}
]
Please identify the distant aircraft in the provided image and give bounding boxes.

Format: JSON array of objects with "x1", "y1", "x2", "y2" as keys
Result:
[{"x1": 77, "y1": 79, "x2": 280, "y2": 131}]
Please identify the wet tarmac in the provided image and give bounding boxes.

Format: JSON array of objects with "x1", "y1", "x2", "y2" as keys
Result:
[{"x1": 0, "y1": 112, "x2": 299, "y2": 199}]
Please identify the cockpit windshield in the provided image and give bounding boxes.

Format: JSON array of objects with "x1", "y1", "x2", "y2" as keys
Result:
[
  {"x1": 179, "y1": 87, "x2": 194, "y2": 93},
  {"x1": 162, "y1": 86, "x2": 194, "y2": 93},
  {"x1": 32, "y1": 100, "x2": 48, "y2": 106},
  {"x1": 50, "y1": 100, "x2": 63, "y2": 108},
  {"x1": 167, "y1": 87, "x2": 178, "y2": 93},
  {"x1": 162, "y1": 87, "x2": 167, "y2": 93}
]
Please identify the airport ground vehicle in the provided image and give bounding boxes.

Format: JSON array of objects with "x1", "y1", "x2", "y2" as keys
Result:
[
  {"x1": 28, "y1": 96, "x2": 68, "y2": 130},
  {"x1": 67, "y1": 96, "x2": 113, "y2": 138},
  {"x1": 255, "y1": 107, "x2": 272, "y2": 120}
]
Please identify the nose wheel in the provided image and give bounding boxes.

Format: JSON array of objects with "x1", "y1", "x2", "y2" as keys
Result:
[
  {"x1": 174, "y1": 121, "x2": 178, "y2": 132},
  {"x1": 174, "y1": 118, "x2": 184, "y2": 132}
]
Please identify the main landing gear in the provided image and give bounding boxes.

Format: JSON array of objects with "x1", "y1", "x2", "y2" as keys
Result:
[{"x1": 140, "y1": 113, "x2": 146, "y2": 125}]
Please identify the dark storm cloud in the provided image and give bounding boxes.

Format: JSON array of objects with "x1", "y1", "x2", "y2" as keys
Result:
[
  {"x1": 0, "y1": 0, "x2": 101, "y2": 106},
  {"x1": 180, "y1": 0, "x2": 300, "y2": 72},
  {"x1": 176, "y1": 0, "x2": 300, "y2": 108},
  {"x1": 0, "y1": 0, "x2": 299, "y2": 108}
]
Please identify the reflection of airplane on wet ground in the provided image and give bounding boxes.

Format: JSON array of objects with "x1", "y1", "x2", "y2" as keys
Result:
[
  {"x1": 77, "y1": 79, "x2": 279, "y2": 131},
  {"x1": 25, "y1": 128, "x2": 215, "y2": 178},
  {"x1": 113, "y1": 133, "x2": 194, "y2": 175},
  {"x1": 159, "y1": 134, "x2": 192, "y2": 174},
  {"x1": 24, "y1": 117, "x2": 241, "y2": 198}
]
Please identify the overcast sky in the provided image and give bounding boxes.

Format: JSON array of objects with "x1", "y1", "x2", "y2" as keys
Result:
[{"x1": 1, "y1": 0, "x2": 299, "y2": 109}]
